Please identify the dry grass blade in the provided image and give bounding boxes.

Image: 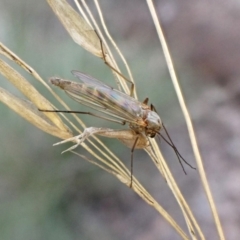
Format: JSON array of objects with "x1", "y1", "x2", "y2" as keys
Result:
[
  {"x1": 47, "y1": 0, "x2": 105, "y2": 58},
  {"x1": 0, "y1": 43, "x2": 70, "y2": 133},
  {"x1": 72, "y1": 151, "x2": 189, "y2": 240},
  {"x1": 146, "y1": 0, "x2": 225, "y2": 239},
  {"x1": 0, "y1": 58, "x2": 72, "y2": 140},
  {"x1": 147, "y1": 140, "x2": 202, "y2": 239},
  {"x1": 0, "y1": 87, "x2": 71, "y2": 139}
]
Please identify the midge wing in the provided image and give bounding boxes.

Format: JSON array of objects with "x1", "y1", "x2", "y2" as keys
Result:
[
  {"x1": 51, "y1": 71, "x2": 144, "y2": 125},
  {"x1": 71, "y1": 71, "x2": 143, "y2": 122},
  {"x1": 72, "y1": 70, "x2": 111, "y2": 88}
]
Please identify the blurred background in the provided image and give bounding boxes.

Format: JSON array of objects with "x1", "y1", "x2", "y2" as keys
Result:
[{"x1": 0, "y1": 0, "x2": 240, "y2": 239}]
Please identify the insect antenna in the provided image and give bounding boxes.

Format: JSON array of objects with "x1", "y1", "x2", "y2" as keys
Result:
[{"x1": 157, "y1": 124, "x2": 196, "y2": 173}]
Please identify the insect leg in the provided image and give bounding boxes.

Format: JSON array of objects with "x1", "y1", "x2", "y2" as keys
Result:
[
  {"x1": 95, "y1": 30, "x2": 135, "y2": 97},
  {"x1": 130, "y1": 136, "x2": 139, "y2": 188},
  {"x1": 38, "y1": 109, "x2": 125, "y2": 125}
]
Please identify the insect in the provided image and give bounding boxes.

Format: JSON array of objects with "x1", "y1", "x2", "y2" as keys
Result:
[{"x1": 40, "y1": 70, "x2": 194, "y2": 186}]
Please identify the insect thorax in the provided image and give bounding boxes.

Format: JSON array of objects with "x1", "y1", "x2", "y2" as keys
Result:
[{"x1": 129, "y1": 110, "x2": 162, "y2": 138}]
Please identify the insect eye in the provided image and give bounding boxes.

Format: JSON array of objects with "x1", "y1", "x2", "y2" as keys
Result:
[
  {"x1": 150, "y1": 133, "x2": 156, "y2": 138},
  {"x1": 146, "y1": 128, "x2": 156, "y2": 138}
]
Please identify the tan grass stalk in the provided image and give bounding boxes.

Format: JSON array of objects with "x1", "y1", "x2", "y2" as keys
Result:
[{"x1": 146, "y1": 0, "x2": 225, "y2": 239}]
